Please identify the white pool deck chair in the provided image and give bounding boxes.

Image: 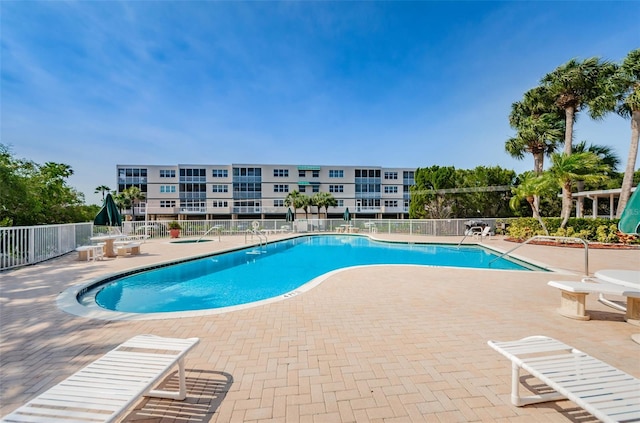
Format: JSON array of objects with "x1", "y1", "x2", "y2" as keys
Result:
[
  {"x1": 488, "y1": 336, "x2": 640, "y2": 423},
  {"x1": 1, "y1": 334, "x2": 200, "y2": 423},
  {"x1": 473, "y1": 225, "x2": 492, "y2": 241}
]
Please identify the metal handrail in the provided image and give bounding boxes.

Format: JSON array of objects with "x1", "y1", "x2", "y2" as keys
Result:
[
  {"x1": 245, "y1": 229, "x2": 267, "y2": 249},
  {"x1": 197, "y1": 225, "x2": 221, "y2": 242},
  {"x1": 488, "y1": 235, "x2": 589, "y2": 275}
]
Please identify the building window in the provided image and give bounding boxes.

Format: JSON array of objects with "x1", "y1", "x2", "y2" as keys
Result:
[
  {"x1": 298, "y1": 170, "x2": 306, "y2": 177},
  {"x1": 384, "y1": 172, "x2": 398, "y2": 180},
  {"x1": 312, "y1": 170, "x2": 320, "y2": 178},
  {"x1": 212, "y1": 169, "x2": 228, "y2": 178},
  {"x1": 159, "y1": 169, "x2": 176, "y2": 178},
  {"x1": 274, "y1": 199, "x2": 284, "y2": 207},
  {"x1": 298, "y1": 186, "x2": 306, "y2": 193},
  {"x1": 212, "y1": 200, "x2": 228, "y2": 207},
  {"x1": 274, "y1": 184, "x2": 289, "y2": 193},
  {"x1": 160, "y1": 185, "x2": 176, "y2": 193},
  {"x1": 329, "y1": 170, "x2": 344, "y2": 178},
  {"x1": 337, "y1": 200, "x2": 344, "y2": 207},
  {"x1": 160, "y1": 200, "x2": 176, "y2": 208},
  {"x1": 384, "y1": 200, "x2": 399, "y2": 207},
  {"x1": 312, "y1": 185, "x2": 320, "y2": 193},
  {"x1": 329, "y1": 185, "x2": 344, "y2": 193},
  {"x1": 273, "y1": 169, "x2": 289, "y2": 177},
  {"x1": 384, "y1": 186, "x2": 398, "y2": 193},
  {"x1": 355, "y1": 169, "x2": 381, "y2": 178},
  {"x1": 212, "y1": 184, "x2": 228, "y2": 193}
]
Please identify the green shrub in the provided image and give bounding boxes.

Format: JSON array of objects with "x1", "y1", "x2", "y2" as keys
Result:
[{"x1": 506, "y1": 217, "x2": 623, "y2": 243}]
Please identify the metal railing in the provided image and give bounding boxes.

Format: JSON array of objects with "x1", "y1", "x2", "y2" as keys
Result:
[{"x1": 488, "y1": 235, "x2": 589, "y2": 275}]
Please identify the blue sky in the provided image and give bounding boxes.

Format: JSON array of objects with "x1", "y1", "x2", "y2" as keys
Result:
[{"x1": 2, "y1": 1, "x2": 638, "y2": 205}]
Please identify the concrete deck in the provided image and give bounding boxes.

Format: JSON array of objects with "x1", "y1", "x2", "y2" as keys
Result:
[{"x1": 1, "y1": 233, "x2": 639, "y2": 422}]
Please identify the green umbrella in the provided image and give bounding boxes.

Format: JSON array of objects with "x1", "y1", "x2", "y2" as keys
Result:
[
  {"x1": 343, "y1": 207, "x2": 351, "y2": 222},
  {"x1": 94, "y1": 193, "x2": 122, "y2": 227},
  {"x1": 286, "y1": 208, "x2": 295, "y2": 223},
  {"x1": 618, "y1": 189, "x2": 640, "y2": 235}
]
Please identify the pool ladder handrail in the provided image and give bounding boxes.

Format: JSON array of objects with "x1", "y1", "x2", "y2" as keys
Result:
[
  {"x1": 488, "y1": 235, "x2": 589, "y2": 275},
  {"x1": 198, "y1": 225, "x2": 221, "y2": 242},
  {"x1": 457, "y1": 226, "x2": 484, "y2": 247},
  {"x1": 245, "y1": 229, "x2": 267, "y2": 250}
]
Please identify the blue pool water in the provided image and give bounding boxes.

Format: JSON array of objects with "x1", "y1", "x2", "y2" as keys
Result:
[{"x1": 94, "y1": 235, "x2": 542, "y2": 314}]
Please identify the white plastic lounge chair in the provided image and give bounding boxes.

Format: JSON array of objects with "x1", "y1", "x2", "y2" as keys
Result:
[
  {"x1": 473, "y1": 225, "x2": 492, "y2": 241},
  {"x1": 1, "y1": 334, "x2": 200, "y2": 423},
  {"x1": 488, "y1": 335, "x2": 640, "y2": 423},
  {"x1": 548, "y1": 269, "x2": 640, "y2": 324}
]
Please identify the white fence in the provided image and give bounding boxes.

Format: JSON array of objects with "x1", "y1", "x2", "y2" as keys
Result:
[
  {"x1": 1, "y1": 218, "x2": 504, "y2": 270},
  {"x1": 1, "y1": 223, "x2": 93, "y2": 270}
]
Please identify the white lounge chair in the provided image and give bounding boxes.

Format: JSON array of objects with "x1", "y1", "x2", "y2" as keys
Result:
[
  {"x1": 473, "y1": 225, "x2": 492, "y2": 241},
  {"x1": 548, "y1": 269, "x2": 640, "y2": 324},
  {"x1": 488, "y1": 335, "x2": 640, "y2": 423},
  {"x1": 1, "y1": 334, "x2": 200, "y2": 423}
]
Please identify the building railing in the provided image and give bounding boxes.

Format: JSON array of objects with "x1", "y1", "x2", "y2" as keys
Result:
[{"x1": 1, "y1": 218, "x2": 506, "y2": 270}]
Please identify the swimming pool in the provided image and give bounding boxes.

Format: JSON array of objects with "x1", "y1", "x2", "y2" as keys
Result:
[{"x1": 80, "y1": 235, "x2": 544, "y2": 316}]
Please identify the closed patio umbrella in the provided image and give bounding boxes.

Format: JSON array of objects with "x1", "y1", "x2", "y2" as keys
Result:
[
  {"x1": 343, "y1": 207, "x2": 351, "y2": 223},
  {"x1": 618, "y1": 189, "x2": 640, "y2": 235},
  {"x1": 286, "y1": 207, "x2": 295, "y2": 232},
  {"x1": 94, "y1": 193, "x2": 122, "y2": 228}
]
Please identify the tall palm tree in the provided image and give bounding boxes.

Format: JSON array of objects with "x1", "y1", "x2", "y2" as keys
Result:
[
  {"x1": 541, "y1": 57, "x2": 616, "y2": 221},
  {"x1": 546, "y1": 152, "x2": 611, "y2": 228},
  {"x1": 506, "y1": 87, "x2": 564, "y2": 175},
  {"x1": 94, "y1": 185, "x2": 111, "y2": 202},
  {"x1": 609, "y1": 49, "x2": 640, "y2": 217},
  {"x1": 509, "y1": 172, "x2": 555, "y2": 235},
  {"x1": 506, "y1": 86, "x2": 564, "y2": 217},
  {"x1": 542, "y1": 57, "x2": 616, "y2": 155}
]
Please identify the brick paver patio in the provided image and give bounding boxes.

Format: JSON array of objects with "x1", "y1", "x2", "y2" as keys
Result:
[{"x1": 1, "y1": 233, "x2": 638, "y2": 422}]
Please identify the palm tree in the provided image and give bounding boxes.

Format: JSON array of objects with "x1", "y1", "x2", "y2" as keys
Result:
[
  {"x1": 506, "y1": 86, "x2": 564, "y2": 217},
  {"x1": 572, "y1": 141, "x2": 621, "y2": 216},
  {"x1": 122, "y1": 186, "x2": 146, "y2": 221},
  {"x1": 509, "y1": 172, "x2": 555, "y2": 235},
  {"x1": 609, "y1": 49, "x2": 640, "y2": 217},
  {"x1": 312, "y1": 192, "x2": 338, "y2": 219},
  {"x1": 506, "y1": 89, "x2": 564, "y2": 174},
  {"x1": 546, "y1": 152, "x2": 611, "y2": 228},
  {"x1": 541, "y1": 57, "x2": 616, "y2": 221},
  {"x1": 94, "y1": 185, "x2": 111, "y2": 202},
  {"x1": 284, "y1": 190, "x2": 305, "y2": 218}
]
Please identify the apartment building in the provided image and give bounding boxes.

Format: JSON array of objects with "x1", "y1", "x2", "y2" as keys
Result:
[{"x1": 117, "y1": 164, "x2": 416, "y2": 220}]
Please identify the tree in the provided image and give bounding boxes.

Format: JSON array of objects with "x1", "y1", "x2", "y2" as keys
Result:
[
  {"x1": 509, "y1": 172, "x2": 556, "y2": 235},
  {"x1": 312, "y1": 192, "x2": 338, "y2": 218},
  {"x1": 95, "y1": 185, "x2": 111, "y2": 202},
  {"x1": 541, "y1": 57, "x2": 616, "y2": 223},
  {"x1": 121, "y1": 186, "x2": 146, "y2": 221},
  {"x1": 409, "y1": 166, "x2": 458, "y2": 218},
  {"x1": 609, "y1": 49, "x2": 640, "y2": 217},
  {"x1": 546, "y1": 152, "x2": 611, "y2": 228},
  {"x1": 571, "y1": 141, "x2": 621, "y2": 216},
  {"x1": 506, "y1": 86, "x2": 564, "y2": 175},
  {"x1": 285, "y1": 190, "x2": 307, "y2": 218},
  {"x1": 0, "y1": 144, "x2": 93, "y2": 226},
  {"x1": 506, "y1": 86, "x2": 564, "y2": 217}
]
